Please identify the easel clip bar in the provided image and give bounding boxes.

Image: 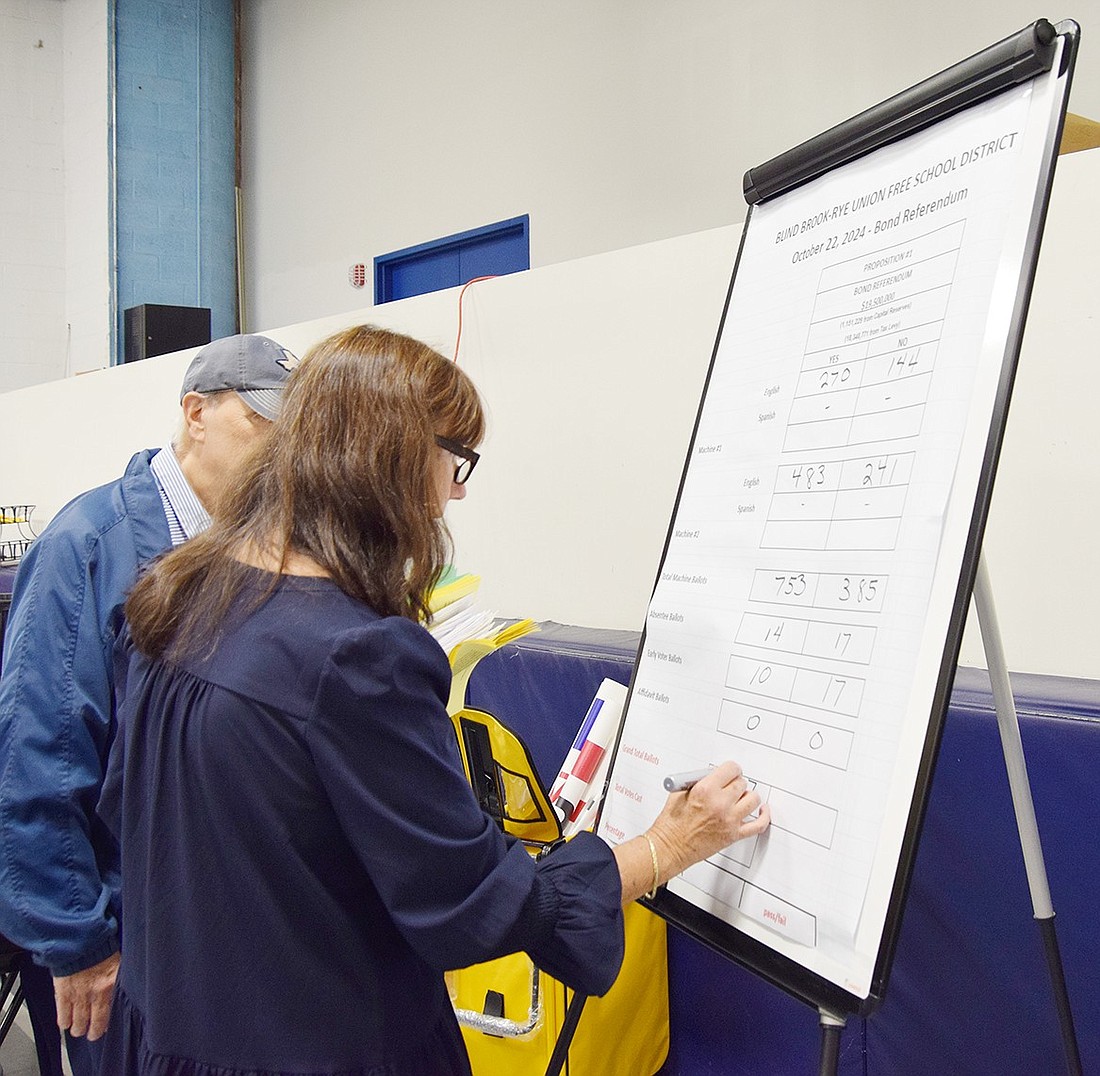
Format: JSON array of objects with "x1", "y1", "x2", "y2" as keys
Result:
[{"x1": 743, "y1": 19, "x2": 1060, "y2": 205}]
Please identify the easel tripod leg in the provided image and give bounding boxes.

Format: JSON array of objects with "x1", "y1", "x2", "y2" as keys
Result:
[
  {"x1": 544, "y1": 991, "x2": 588, "y2": 1076},
  {"x1": 818, "y1": 1008, "x2": 845, "y2": 1076},
  {"x1": 1037, "y1": 917, "x2": 1082, "y2": 1076},
  {"x1": 972, "y1": 555, "x2": 1082, "y2": 1075}
]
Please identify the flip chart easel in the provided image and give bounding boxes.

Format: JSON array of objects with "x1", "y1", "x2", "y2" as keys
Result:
[{"x1": 578, "y1": 17, "x2": 1081, "y2": 1076}]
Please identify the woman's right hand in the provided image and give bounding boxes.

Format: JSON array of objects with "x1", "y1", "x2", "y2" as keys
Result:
[
  {"x1": 647, "y1": 761, "x2": 769, "y2": 880},
  {"x1": 613, "y1": 761, "x2": 769, "y2": 904}
]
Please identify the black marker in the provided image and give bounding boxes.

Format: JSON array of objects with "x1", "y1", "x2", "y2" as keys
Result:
[{"x1": 663, "y1": 768, "x2": 713, "y2": 793}]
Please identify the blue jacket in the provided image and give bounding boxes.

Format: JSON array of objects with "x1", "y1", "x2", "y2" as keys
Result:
[{"x1": 0, "y1": 450, "x2": 170, "y2": 976}]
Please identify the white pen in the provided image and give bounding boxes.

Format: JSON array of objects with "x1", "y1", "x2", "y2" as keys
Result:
[{"x1": 663, "y1": 767, "x2": 714, "y2": 793}]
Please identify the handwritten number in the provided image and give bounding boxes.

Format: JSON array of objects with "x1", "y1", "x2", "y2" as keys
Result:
[
  {"x1": 840, "y1": 577, "x2": 878, "y2": 603},
  {"x1": 774, "y1": 573, "x2": 807, "y2": 597},
  {"x1": 823, "y1": 678, "x2": 847, "y2": 706}
]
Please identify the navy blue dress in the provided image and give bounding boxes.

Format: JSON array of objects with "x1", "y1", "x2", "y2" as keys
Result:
[{"x1": 98, "y1": 570, "x2": 623, "y2": 1075}]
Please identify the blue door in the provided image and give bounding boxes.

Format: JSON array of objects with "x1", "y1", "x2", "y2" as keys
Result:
[{"x1": 374, "y1": 216, "x2": 530, "y2": 304}]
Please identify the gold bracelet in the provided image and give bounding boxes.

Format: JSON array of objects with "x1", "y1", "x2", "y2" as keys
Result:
[{"x1": 643, "y1": 833, "x2": 660, "y2": 899}]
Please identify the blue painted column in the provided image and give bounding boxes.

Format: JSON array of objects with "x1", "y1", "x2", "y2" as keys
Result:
[{"x1": 113, "y1": 0, "x2": 236, "y2": 362}]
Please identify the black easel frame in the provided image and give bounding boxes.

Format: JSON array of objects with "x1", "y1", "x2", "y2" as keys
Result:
[
  {"x1": 552, "y1": 17, "x2": 1081, "y2": 1076},
  {"x1": 629, "y1": 13, "x2": 1077, "y2": 1019}
]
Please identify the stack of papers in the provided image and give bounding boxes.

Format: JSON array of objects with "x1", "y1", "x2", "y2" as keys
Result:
[{"x1": 426, "y1": 567, "x2": 497, "y2": 653}]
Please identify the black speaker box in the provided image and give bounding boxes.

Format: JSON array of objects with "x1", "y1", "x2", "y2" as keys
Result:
[{"x1": 124, "y1": 304, "x2": 211, "y2": 363}]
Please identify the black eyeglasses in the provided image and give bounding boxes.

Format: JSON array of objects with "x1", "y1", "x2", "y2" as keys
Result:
[{"x1": 435, "y1": 435, "x2": 480, "y2": 485}]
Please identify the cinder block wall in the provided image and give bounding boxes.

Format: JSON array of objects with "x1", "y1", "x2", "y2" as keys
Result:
[{"x1": 114, "y1": 0, "x2": 237, "y2": 359}]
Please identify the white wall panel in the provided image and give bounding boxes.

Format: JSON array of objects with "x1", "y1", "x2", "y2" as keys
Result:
[
  {"x1": 1, "y1": 149, "x2": 1096, "y2": 679},
  {"x1": 0, "y1": 0, "x2": 66, "y2": 391},
  {"x1": 241, "y1": 1, "x2": 1100, "y2": 331},
  {"x1": 62, "y1": 0, "x2": 110, "y2": 376}
]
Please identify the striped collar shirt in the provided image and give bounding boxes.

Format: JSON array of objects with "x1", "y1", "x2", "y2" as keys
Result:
[{"x1": 149, "y1": 445, "x2": 211, "y2": 547}]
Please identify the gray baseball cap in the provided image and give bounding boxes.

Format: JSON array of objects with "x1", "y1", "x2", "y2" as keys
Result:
[{"x1": 179, "y1": 333, "x2": 299, "y2": 421}]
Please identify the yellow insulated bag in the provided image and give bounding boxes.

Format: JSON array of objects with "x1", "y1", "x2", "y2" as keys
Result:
[{"x1": 445, "y1": 625, "x2": 669, "y2": 1076}]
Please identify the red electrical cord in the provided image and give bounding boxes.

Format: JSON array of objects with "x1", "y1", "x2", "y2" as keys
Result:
[{"x1": 453, "y1": 275, "x2": 497, "y2": 363}]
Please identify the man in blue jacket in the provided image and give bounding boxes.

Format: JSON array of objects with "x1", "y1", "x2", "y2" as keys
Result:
[{"x1": 0, "y1": 333, "x2": 297, "y2": 1076}]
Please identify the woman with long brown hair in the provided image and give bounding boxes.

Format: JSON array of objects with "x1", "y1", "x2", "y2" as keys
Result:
[{"x1": 97, "y1": 324, "x2": 769, "y2": 1075}]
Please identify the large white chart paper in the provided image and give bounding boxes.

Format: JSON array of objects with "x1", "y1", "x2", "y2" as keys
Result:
[{"x1": 599, "y1": 41, "x2": 1068, "y2": 1001}]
